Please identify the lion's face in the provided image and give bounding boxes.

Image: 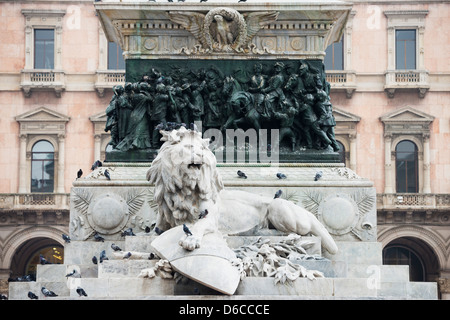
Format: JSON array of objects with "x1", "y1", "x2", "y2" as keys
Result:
[
  {"x1": 147, "y1": 127, "x2": 223, "y2": 227},
  {"x1": 167, "y1": 130, "x2": 209, "y2": 177}
]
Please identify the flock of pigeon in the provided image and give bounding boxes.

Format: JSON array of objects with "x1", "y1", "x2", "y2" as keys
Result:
[
  {"x1": 77, "y1": 160, "x2": 110, "y2": 181},
  {"x1": 236, "y1": 169, "x2": 323, "y2": 182},
  {"x1": 18, "y1": 232, "x2": 91, "y2": 299},
  {"x1": 235, "y1": 169, "x2": 324, "y2": 202},
  {"x1": 20, "y1": 226, "x2": 147, "y2": 299}
]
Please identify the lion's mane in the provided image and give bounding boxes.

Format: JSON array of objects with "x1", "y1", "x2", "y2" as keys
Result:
[{"x1": 146, "y1": 127, "x2": 224, "y2": 227}]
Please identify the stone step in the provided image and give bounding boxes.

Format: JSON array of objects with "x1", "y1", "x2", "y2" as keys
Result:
[
  {"x1": 234, "y1": 277, "x2": 437, "y2": 299},
  {"x1": 36, "y1": 264, "x2": 98, "y2": 282},
  {"x1": 8, "y1": 280, "x2": 69, "y2": 300},
  {"x1": 67, "y1": 277, "x2": 175, "y2": 298},
  {"x1": 8, "y1": 275, "x2": 437, "y2": 300},
  {"x1": 324, "y1": 241, "x2": 383, "y2": 265},
  {"x1": 98, "y1": 259, "x2": 158, "y2": 278},
  {"x1": 63, "y1": 240, "x2": 127, "y2": 265},
  {"x1": 346, "y1": 264, "x2": 410, "y2": 282}
]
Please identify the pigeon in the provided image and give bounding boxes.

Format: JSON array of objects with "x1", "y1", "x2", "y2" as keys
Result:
[
  {"x1": 91, "y1": 160, "x2": 102, "y2": 171},
  {"x1": 121, "y1": 228, "x2": 136, "y2": 237},
  {"x1": 62, "y1": 233, "x2": 71, "y2": 243},
  {"x1": 155, "y1": 122, "x2": 166, "y2": 131},
  {"x1": 39, "y1": 254, "x2": 51, "y2": 265},
  {"x1": 41, "y1": 287, "x2": 57, "y2": 297},
  {"x1": 276, "y1": 172, "x2": 287, "y2": 179},
  {"x1": 94, "y1": 232, "x2": 104, "y2": 242},
  {"x1": 104, "y1": 169, "x2": 111, "y2": 180},
  {"x1": 111, "y1": 243, "x2": 122, "y2": 251},
  {"x1": 314, "y1": 170, "x2": 323, "y2": 181},
  {"x1": 99, "y1": 250, "x2": 108, "y2": 263},
  {"x1": 28, "y1": 291, "x2": 38, "y2": 300},
  {"x1": 92, "y1": 256, "x2": 98, "y2": 265},
  {"x1": 189, "y1": 123, "x2": 196, "y2": 131},
  {"x1": 77, "y1": 169, "x2": 83, "y2": 179},
  {"x1": 76, "y1": 287, "x2": 88, "y2": 297},
  {"x1": 183, "y1": 224, "x2": 192, "y2": 236},
  {"x1": 198, "y1": 209, "x2": 208, "y2": 219},
  {"x1": 9, "y1": 274, "x2": 34, "y2": 282},
  {"x1": 237, "y1": 170, "x2": 247, "y2": 179},
  {"x1": 65, "y1": 269, "x2": 78, "y2": 277},
  {"x1": 274, "y1": 189, "x2": 282, "y2": 199},
  {"x1": 123, "y1": 252, "x2": 132, "y2": 259}
]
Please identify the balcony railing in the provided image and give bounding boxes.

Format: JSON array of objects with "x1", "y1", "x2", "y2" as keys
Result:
[
  {"x1": 377, "y1": 193, "x2": 450, "y2": 210},
  {"x1": 94, "y1": 70, "x2": 126, "y2": 97},
  {"x1": 20, "y1": 69, "x2": 65, "y2": 98},
  {"x1": 0, "y1": 193, "x2": 70, "y2": 210},
  {"x1": 325, "y1": 70, "x2": 357, "y2": 98},
  {"x1": 384, "y1": 69, "x2": 430, "y2": 98}
]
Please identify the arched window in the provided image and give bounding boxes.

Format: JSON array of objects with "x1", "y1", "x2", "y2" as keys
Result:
[
  {"x1": 395, "y1": 140, "x2": 418, "y2": 193},
  {"x1": 31, "y1": 140, "x2": 54, "y2": 193},
  {"x1": 383, "y1": 245, "x2": 425, "y2": 281}
]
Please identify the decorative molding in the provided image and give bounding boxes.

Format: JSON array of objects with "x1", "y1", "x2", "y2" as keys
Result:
[
  {"x1": 95, "y1": 2, "x2": 351, "y2": 59},
  {"x1": 384, "y1": 10, "x2": 429, "y2": 98},
  {"x1": 21, "y1": 9, "x2": 66, "y2": 97},
  {"x1": 377, "y1": 224, "x2": 448, "y2": 263}
]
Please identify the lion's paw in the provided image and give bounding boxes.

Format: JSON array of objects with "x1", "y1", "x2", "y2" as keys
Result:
[{"x1": 178, "y1": 235, "x2": 201, "y2": 251}]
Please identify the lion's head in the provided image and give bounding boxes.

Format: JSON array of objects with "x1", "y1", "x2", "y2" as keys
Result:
[{"x1": 146, "y1": 127, "x2": 224, "y2": 227}]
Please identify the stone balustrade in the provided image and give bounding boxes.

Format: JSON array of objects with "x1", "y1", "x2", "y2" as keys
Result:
[
  {"x1": 19, "y1": 69, "x2": 65, "y2": 97},
  {"x1": 0, "y1": 193, "x2": 70, "y2": 210}
]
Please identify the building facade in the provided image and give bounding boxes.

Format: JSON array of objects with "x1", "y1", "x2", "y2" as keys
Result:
[{"x1": 0, "y1": 0, "x2": 449, "y2": 298}]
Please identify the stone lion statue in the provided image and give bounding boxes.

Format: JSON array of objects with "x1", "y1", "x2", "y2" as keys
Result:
[{"x1": 146, "y1": 126, "x2": 338, "y2": 255}]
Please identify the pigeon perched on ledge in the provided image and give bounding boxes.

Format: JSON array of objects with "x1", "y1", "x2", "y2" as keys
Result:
[
  {"x1": 39, "y1": 254, "x2": 51, "y2": 265},
  {"x1": 237, "y1": 170, "x2": 247, "y2": 179},
  {"x1": 100, "y1": 250, "x2": 108, "y2": 263},
  {"x1": 314, "y1": 171, "x2": 323, "y2": 181},
  {"x1": 276, "y1": 172, "x2": 287, "y2": 179},
  {"x1": 183, "y1": 224, "x2": 192, "y2": 236},
  {"x1": 91, "y1": 160, "x2": 102, "y2": 171},
  {"x1": 62, "y1": 233, "x2": 71, "y2": 243},
  {"x1": 76, "y1": 287, "x2": 88, "y2": 297},
  {"x1": 41, "y1": 287, "x2": 57, "y2": 297},
  {"x1": 121, "y1": 228, "x2": 136, "y2": 237},
  {"x1": 274, "y1": 189, "x2": 282, "y2": 199},
  {"x1": 104, "y1": 169, "x2": 111, "y2": 180},
  {"x1": 28, "y1": 291, "x2": 38, "y2": 300},
  {"x1": 94, "y1": 232, "x2": 104, "y2": 242},
  {"x1": 198, "y1": 209, "x2": 208, "y2": 219},
  {"x1": 111, "y1": 243, "x2": 122, "y2": 251}
]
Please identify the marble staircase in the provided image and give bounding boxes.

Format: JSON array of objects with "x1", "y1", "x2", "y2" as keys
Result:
[{"x1": 8, "y1": 235, "x2": 437, "y2": 300}]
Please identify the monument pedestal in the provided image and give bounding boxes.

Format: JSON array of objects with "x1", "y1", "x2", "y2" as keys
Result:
[{"x1": 8, "y1": 162, "x2": 438, "y2": 299}]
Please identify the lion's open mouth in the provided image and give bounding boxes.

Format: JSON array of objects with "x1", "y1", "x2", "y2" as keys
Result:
[{"x1": 188, "y1": 163, "x2": 202, "y2": 170}]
